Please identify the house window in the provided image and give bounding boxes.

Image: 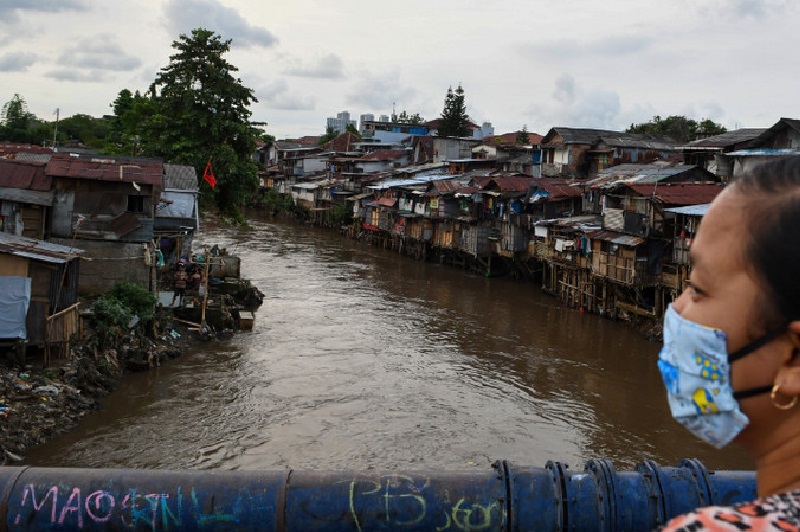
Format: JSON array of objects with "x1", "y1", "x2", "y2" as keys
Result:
[{"x1": 128, "y1": 195, "x2": 145, "y2": 213}]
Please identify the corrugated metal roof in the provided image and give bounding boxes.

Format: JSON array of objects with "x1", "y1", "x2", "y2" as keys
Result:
[
  {"x1": 431, "y1": 178, "x2": 471, "y2": 194},
  {"x1": 586, "y1": 230, "x2": 644, "y2": 247},
  {"x1": 0, "y1": 187, "x2": 54, "y2": 206},
  {"x1": 542, "y1": 128, "x2": 677, "y2": 150},
  {"x1": 0, "y1": 143, "x2": 53, "y2": 156},
  {"x1": 0, "y1": 233, "x2": 82, "y2": 264},
  {"x1": 542, "y1": 127, "x2": 620, "y2": 146},
  {"x1": 361, "y1": 149, "x2": 409, "y2": 161},
  {"x1": 530, "y1": 179, "x2": 582, "y2": 201},
  {"x1": 726, "y1": 148, "x2": 800, "y2": 156},
  {"x1": 367, "y1": 172, "x2": 453, "y2": 191},
  {"x1": 626, "y1": 183, "x2": 722, "y2": 205},
  {"x1": 486, "y1": 176, "x2": 534, "y2": 192},
  {"x1": 596, "y1": 133, "x2": 678, "y2": 151},
  {"x1": 45, "y1": 154, "x2": 163, "y2": 186},
  {"x1": 664, "y1": 204, "x2": 711, "y2": 216},
  {"x1": 0, "y1": 158, "x2": 52, "y2": 191},
  {"x1": 376, "y1": 197, "x2": 397, "y2": 207},
  {"x1": 587, "y1": 164, "x2": 701, "y2": 187},
  {"x1": 164, "y1": 163, "x2": 199, "y2": 191},
  {"x1": 680, "y1": 128, "x2": 767, "y2": 150},
  {"x1": 14, "y1": 153, "x2": 53, "y2": 163}
]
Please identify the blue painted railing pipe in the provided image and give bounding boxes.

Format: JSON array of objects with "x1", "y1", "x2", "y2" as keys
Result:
[{"x1": 0, "y1": 460, "x2": 755, "y2": 530}]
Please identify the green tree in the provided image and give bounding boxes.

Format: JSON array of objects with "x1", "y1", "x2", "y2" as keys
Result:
[
  {"x1": 516, "y1": 124, "x2": 530, "y2": 145},
  {"x1": 319, "y1": 126, "x2": 337, "y2": 145},
  {"x1": 59, "y1": 113, "x2": 111, "y2": 149},
  {"x1": 0, "y1": 94, "x2": 37, "y2": 143},
  {"x1": 696, "y1": 118, "x2": 728, "y2": 137},
  {"x1": 627, "y1": 115, "x2": 727, "y2": 144},
  {"x1": 145, "y1": 28, "x2": 260, "y2": 217},
  {"x1": 437, "y1": 84, "x2": 471, "y2": 137},
  {"x1": 105, "y1": 89, "x2": 156, "y2": 155},
  {"x1": 393, "y1": 110, "x2": 424, "y2": 124},
  {"x1": 345, "y1": 123, "x2": 362, "y2": 139}
]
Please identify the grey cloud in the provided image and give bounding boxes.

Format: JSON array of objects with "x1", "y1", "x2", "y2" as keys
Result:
[
  {"x1": 698, "y1": 0, "x2": 790, "y2": 19},
  {"x1": 45, "y1": 69, "x2": 105, "y2": 82},
  {"x1": 0, "y1": 52, "x2": 38, "y2": 72},
  {"x1": 346, "y1": 72, "x2": 417, "y2": 111},
  {"x1": 4, "y1": 0, "x2": 88, "y2": 9},
  {"x1": 565, "y1": 89, "x2": 622, "y2": 129},
  {"x1": 592, "y1": 35, "x2": 655, "y2": 55},
  {"x1": 164, "y1": 0, "x2": 277, "y2": 48},
  {"x1": 524, "y1": 34, "x2": 654, "y2": 60},
  {"x1": 1, "y1": 0, "x2": 88, "y2": 24},
  {"x1": 256, "y1": 80, "x2": 315, "y2": 111},
  {"x1": 283, "y1": 54, "x2": 346, "y2": 79},
  {"x1": 553, "y1": 74, "x2": 576, "y2": 104},
  {"x1": 57, "y1": 34, "x2": 141, "y2": 71}
]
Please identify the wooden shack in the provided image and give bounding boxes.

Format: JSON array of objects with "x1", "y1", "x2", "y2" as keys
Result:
[{"x1": 0, "y1": 233, "x2": 82, "y2": 362}]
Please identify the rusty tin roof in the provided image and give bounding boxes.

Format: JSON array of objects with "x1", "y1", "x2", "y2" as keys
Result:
[
  {"x1": 0, "y1": 233, "x2": 82, "y2": 264},
  {"x1": 46, "y1": 154, "x2": 163, "y2": 186}
]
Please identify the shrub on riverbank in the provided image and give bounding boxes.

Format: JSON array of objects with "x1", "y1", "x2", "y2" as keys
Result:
[{"x1": 92, "y1": 281, "x2": 156, "y2": 348}]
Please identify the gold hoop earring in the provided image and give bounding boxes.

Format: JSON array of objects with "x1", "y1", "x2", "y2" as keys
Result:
[{"x1": 771, "y1": 384, "x2": 798, "y2": 410}]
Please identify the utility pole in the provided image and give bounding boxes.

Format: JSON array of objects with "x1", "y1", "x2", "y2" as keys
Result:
[{"x1": 52, "y1": 108, "x2": 59, "y2": 152}]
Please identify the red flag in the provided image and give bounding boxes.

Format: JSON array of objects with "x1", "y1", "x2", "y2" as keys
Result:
[{"x1": 203, "y1": 158, "x2": 216, "y2": 189}]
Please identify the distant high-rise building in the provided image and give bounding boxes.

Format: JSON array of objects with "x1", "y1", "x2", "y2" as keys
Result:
[
  {"x1": 379, "y1": 115, "x2": 390, "y2": 123},
  {"x1": 326, "y1": 111, "x2": 357, "y2": 134}
]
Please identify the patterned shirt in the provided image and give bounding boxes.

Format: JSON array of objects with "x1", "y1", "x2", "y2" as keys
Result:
[{"x1": 660, "y1": 491, "x2": 800, "y2": 531}]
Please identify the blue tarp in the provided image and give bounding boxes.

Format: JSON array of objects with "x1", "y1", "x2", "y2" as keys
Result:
[{"x1": 0, "y1": 276, "x2": 31, "y2": 339}]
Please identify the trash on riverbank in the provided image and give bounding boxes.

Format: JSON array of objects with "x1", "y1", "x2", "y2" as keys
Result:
[{"x1": 0, "y1": 315, "x2": 205, "y2": 464}]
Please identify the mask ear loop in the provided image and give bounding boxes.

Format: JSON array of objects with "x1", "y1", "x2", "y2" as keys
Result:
[{"x1": 771, "y1": 384, "x2": 797, "y2": 410}]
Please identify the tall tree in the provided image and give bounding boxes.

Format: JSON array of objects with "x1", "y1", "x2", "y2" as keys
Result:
[
  {"x1": 0, "y1": 94, "x2": 37, "y2": 143},
  {"x1": 146, "y1": 28, "x2": 260, "y2": 217},
  {"x1": 437, "y1": 84, "x2": 471, "y2": 137}
]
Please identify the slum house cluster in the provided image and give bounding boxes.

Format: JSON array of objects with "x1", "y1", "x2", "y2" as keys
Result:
[
  {"x1": 258, "y1": 117, "x2": 800, "y2": 322},
  {"x1": 0, "y1": 147, "x2": 200, "y2": 359}
]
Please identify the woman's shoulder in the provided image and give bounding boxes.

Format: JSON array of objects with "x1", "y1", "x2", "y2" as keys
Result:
[{"x1": 659, "y1": 490, "x2": 800, "y2": 531}]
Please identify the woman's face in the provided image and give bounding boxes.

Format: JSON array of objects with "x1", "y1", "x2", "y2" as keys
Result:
[{"x1": 672, "y1": 188, "x2": 786, "y2": 447}]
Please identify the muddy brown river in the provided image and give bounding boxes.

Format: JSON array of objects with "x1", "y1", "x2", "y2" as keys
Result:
[{"x1": 24, "y1": 212, "x2": 752, "y2": 473}]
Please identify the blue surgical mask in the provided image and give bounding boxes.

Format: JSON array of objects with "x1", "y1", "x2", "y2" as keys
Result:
[{"x1": 657, "y1": 305, "x2": 785, "y2": 448}]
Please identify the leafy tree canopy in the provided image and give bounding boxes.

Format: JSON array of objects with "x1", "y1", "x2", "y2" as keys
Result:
[
  {"x1": 0, "y1": 94, "x2": 38, "y2": 143},
  {"x1": 345, "y1": 123, "x2": 362, "y2": 139},
  {"x1": 144, "y1": 28, "x2": 261, "y2": 217},
  {"x1": 59, "y1": 114, "x2": 110, "y2": 149},
  {"x1": 627, "y1": 115, "x2": 727, "y2": 144},
  {"x1": 319, "y1": 126, "x2": 337, "y2": 146},
  {"x1": 437, "y1": 84, "x2": 471, "y2": 137}
]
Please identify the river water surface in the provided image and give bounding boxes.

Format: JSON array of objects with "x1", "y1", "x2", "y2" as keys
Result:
[{"x1": 25, "y1": 213, "x2": 752, "y2": 473}]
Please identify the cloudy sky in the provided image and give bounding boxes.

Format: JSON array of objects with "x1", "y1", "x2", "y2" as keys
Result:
[{"x1": 1, "y1": 0, "x2": 798, "y2": 139}]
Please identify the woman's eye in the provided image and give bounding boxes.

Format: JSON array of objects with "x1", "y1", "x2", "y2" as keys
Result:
[{"x1": 686, "y1": 280, "x2": 704, "y2": 297}]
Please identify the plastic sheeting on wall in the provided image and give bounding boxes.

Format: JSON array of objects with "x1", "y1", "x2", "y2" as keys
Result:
[{"x1": 0, "y1": 276, "x2": 31, "y2": 339}]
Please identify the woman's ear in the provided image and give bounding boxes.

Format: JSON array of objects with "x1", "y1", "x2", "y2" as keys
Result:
[
  {"x1": 775, "y1": 321, "x2": 800, "y2": 396},
  {"x1": 789, "y1": 320, "x2": 800, "y2": 360}
]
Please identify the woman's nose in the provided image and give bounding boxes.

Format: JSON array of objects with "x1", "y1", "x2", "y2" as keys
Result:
[{"x1": 672, "y1": 288, "x2": 690, "y2": 315}]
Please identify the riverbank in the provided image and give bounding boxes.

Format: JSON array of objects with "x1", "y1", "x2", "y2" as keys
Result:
[
  {"x1": 0, "y1": 312, "x2": 201, "y2": 464},
  {"x1": 254, "y1": 207, "x2": 666, "y2": 341}
]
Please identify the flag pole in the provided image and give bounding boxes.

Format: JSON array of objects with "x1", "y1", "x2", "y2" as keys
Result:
[{"x1": 52, "y1": 109, "x2": 59, "y2": 152}]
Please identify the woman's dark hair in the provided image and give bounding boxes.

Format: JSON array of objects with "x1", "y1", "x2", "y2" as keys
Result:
[{"x1": 730, "y1": 156, "x2": 800, "y2": 326}]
